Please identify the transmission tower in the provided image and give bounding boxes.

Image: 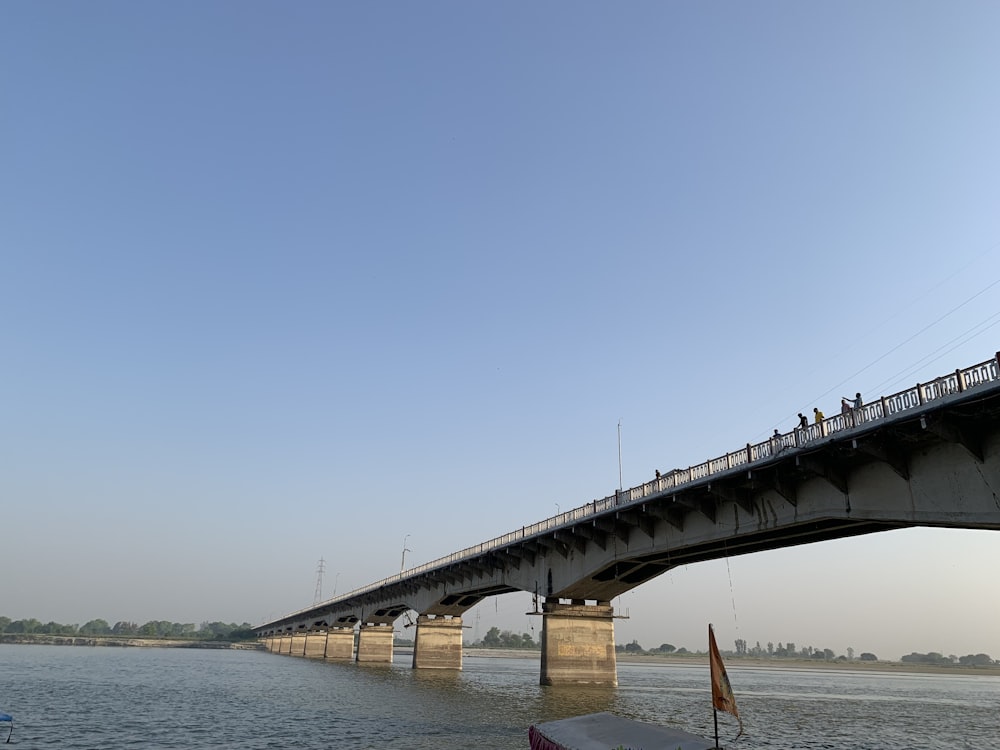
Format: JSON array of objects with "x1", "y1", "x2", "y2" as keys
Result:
[{"x1": 313, "y1": 557, "x2": 326, "y2": 604}]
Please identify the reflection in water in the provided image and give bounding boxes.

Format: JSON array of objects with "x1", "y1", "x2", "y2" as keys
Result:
[{"x1": 537, "y1": 684, "x2": 618, "y2": 721}]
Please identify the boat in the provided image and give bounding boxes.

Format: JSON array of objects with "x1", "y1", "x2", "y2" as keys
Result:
[
  {"x1": 0, "y1": 711, "x2": 12, "y2": 744},
  {"x1": 528, "y1": 625, "x2": 742, "y2": 750},
  {"x1": 528, "y1": 711, "x2": 715, "y2": 750}
]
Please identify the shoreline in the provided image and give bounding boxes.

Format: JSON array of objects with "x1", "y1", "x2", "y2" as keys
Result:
[
  {"x1": 5, "y1": 638, "x2": 995, "y2": 676},
  {"x1": 0, "y1": 633, "x2": 263, "y2": 650},
  {"x1": 463, "y1": 648, "x2": 1000, "y2": 676}
]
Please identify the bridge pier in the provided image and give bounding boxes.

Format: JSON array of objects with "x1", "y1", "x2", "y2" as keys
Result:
[
  {"x1": 290, "y1": 633, "x2": 307, "y2": 656},
  {"x1": 539, "y1": 600, "x2": 617, "y2": 686},
  {"x1": 304, "y1": 632, "x2": 327, "y2": 658},
  {"x1": 356, "y1": 623, "x2": 394, "y2": 663},
  {"x1": 325, "y1": 627, "x2": 355, "y2": 660},
  {"x1": 278, "y1": 636, "x2": 291, "y2": 654},
  {"x1": 412, "y1": 615, "x2": 463, "y2": 670}
]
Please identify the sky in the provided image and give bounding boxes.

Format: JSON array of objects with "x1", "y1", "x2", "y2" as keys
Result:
[{"x1": 2, "y1": 1, "x2": 999, "y2": 662}]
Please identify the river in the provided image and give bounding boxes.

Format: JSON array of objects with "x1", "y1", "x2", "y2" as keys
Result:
[{"x1": 1, "y1": 645, "x2": 997, "y2": 748}]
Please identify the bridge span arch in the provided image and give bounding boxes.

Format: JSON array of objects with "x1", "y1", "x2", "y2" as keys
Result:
[{"x1": 256, "y1": 353, "x2": 1000, "y2": 685}]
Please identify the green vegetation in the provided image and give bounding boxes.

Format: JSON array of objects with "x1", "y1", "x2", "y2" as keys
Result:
[
  {"x1": 0, "y1": 616, "x2": 256, "y2": 642},
  {"x1": 467, "y1": 626, "x2": 539, "y2": 649},
  {"x1": 901, "y1": 651, "x2": 995, "y2": 666},
  {"x1": 614, "y1": 637, "x2": 995, "y2": 666}
]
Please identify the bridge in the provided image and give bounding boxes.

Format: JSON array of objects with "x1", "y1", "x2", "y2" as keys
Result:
[{"x1": 255, "y1": 352, "x2": 1000, "y2": 685}]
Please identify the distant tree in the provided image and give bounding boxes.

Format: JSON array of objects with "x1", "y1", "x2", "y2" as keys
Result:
[
  {"x1": 847, "y1": 647, "x2": 854, "y2": 661},
  {"x1": 198, "y1": 621, "x2": 235, "y2": 639},
  {"x1": 80, "y1": 619, "x2": 112, "y2": 636},
  {"x1": 624, "y1": 640, "x2": 644, "y2": 653},
  {"x1": 7, "y1": 619, "x2": 41, "y2": 634},
  {"x1": 859, "y1": 652, "x2": 878, "y2": 661},
  {"x1": 41, "y1": 621, "x2": 77, "y2": 635},
  {"x1": 0, "y1": 617, "x2": 10, "y2": 632},
  {"x1": 901, "y1": 652, "x2": 952, "y2": 666},
  {"x1": 823, "y1": 648, "x2": 835, "y2": 660},
  {"x1": 482, "y1": 627, "x2": 501, "y2": 647},
  {"x1": 767, "y1": 642, "x2": 774, "y2": 656},
  {"x1": 958, "y1": 653, "x2": 994, "y2": 666},
  {"x1": 675, "y1": 647, "x2": 689, "y2": 655},
  {"x1": 657, "y1": 643, "x2": 676, "y2": 653}
]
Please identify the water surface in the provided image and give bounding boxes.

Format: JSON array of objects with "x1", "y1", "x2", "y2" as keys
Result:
[{"x1": 2, "y1": 645, "x2": 997, "y2": 748}]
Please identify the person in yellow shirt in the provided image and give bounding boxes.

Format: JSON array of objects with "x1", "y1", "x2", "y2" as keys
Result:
[{"x1": 813, "y1": 407, "x2": 825, "y2": 423}]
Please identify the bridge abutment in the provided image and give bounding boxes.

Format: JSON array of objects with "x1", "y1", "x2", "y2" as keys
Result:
[
  {"x1": 356, "y1": 624, "x2": 394, "y2": 663},
  {"x1": 539, "y1": 600, "x2": 617, "y2": 686},
  {"x1": 412, "y1": 615, "x2": 463, "y2": 670}
]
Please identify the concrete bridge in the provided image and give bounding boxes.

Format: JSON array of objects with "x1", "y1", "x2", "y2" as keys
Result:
[{"x1": 255, "y1": 352, "x2": 1000, "y2": 685}]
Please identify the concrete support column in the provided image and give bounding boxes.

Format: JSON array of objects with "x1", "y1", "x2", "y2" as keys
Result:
[
  {"x1": 412, "y1": 615, "x2": 463, "y2": 670},
  {"x1": 279, "y1": 636, "x2": 291, "y2": 654},
  {"x1": 263, "y1": 637, "x2": 273, "y2": 652},
  {"x1": 356, "y1": 624, "x2": 394, "y2": 663},
  {"x1": 325, "y1": 628, "x2": 355, "y2": 661},
  {"x1": 291, "y1": 633, "x2": 307, "y2": 656},
  {"x1": 539, "y1": 600, "x2": 617, "y2": 686},
  {"x1": 304, "y1": 632, "x2": 327, "y2": 659}
]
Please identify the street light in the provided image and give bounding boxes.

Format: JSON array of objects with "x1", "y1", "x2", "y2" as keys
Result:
[{"x1": 400, "y1": 534, "x2": 411, "y2": 573}]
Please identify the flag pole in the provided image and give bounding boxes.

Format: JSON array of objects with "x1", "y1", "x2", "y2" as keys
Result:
[{"x1": 713, "y1": 708, "x2": 720, "y2": 748}]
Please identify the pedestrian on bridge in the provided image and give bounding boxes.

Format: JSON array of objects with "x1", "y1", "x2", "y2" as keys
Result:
[
  {"x1": 842, "y1": 392, "x2": 864, "y2": 426},
  {"x1": 813, "y1": 407, "x2": 825, "y2": 423},
  {"x1": 841, "y1": 398, "x2": 854, "y2": 428}
]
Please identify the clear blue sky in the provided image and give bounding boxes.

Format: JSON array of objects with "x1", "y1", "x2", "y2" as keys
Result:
[{"x1": 3, "y1": 2, "x2": 999, "y2": 660}]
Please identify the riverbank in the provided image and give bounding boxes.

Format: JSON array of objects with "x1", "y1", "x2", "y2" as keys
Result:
[
  {"x1": 463, "y1": 647, "x2": 1000, "y2": 676},
  {"x1": 0, "y1": 633, "x2": 263, "y2": 650}
]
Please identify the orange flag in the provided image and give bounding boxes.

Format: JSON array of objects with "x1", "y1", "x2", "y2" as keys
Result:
[{"x1": 709, "y1": 624, "x2": 744, "y2": 738}]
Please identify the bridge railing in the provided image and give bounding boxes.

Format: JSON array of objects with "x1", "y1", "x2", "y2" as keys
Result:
[{"x1": 288, "y1": 352, "x2": 1000, "y2": 622}]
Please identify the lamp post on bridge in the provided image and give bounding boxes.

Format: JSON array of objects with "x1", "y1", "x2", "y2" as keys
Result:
[
  {"x1": 400, "y1": 534, "x2": 411, "y2": 573},
  {"x1": 618, "y1": 419, "x2": 623, "y2": 491}
]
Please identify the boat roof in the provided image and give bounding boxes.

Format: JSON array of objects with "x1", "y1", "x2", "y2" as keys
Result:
[{"x1": 529, "y1": 712, "x2": 714, "y2": 750}]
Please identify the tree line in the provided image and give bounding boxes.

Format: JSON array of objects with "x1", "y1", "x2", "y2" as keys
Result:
[
  {"x1": 468, "y1": 626, "x2": 539, "y2": 649},
  {"x1": 0, "y1": 616, "x2": 256, "y2": 641},
  {"x1": 614, "y1": 638, "x2": 995, "y2": 665}
]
